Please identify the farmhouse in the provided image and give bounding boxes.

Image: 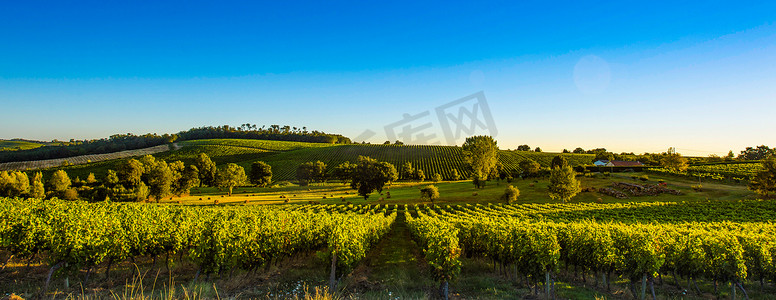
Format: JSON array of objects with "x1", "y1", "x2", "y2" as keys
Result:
[{"x1": 593, "y1": 160, "x2": 644, "y2": 167}]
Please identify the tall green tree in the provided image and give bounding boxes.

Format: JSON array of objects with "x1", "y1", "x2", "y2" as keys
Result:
[
  {"x1": 548, "y1": 161, "x2": 580, "y2": 203},
  {"x1": 661, "y1": 153, "x2": 688, "y2": 172},
  {"x1": 350, "y1": 156, "x2": 396, "y2": 200},
  {"x1": 146, "y1": 160, "x2": 173, "y2": 202},
  {"x1": 551, "y1": 155, "x2": 568, "y2": 169},
  {"x1": 519, "y1": 159, "x2": 541, "y2": 178},
  {"x1": 332, "y1": 161, "x2": 355, "y2": 184},
  {"x1": 471, "y1": 170, "x2": 486, "y2": 189},
  {"x1": 249, "y1": 161, "x2": 273, "y2": 187},
  {"x1": 749, "y1": 158, "x2": 776, "y2": 197},
  {"x1": 462, "y1": 136, "x2": 500, "y2": 180},
  {"x1": 181, "y1": 165, "x2": 200, "y2": 193},
  {"x1": 296, "y1": 162, "x2": 316, "y2": 186},
  {"x1": 104, "y1": 169, "x2": 120, "y2": 187},
  {"x1": 420, "y1": 185, "x2": 439, "y2": 201},
  {"x1": 517, "y1": 145, "x2": 531, "y2": 151},
  {"x1": 217, "y1": 163, "x2": 247, "y2": 196},
  {"x1": 0, "y1": 171, "x2": 29, "y2": 197},
  {"x1": 738, "y1": 145, "x2": 774, "y2": 160},
  {"x1": 312, "y1": 161, "x2": 327, "y2": 183},
  {"x1": 118, "y1": 159, "x2": 144, "y2": 187},
  {"x1": 593, "y1": 151, "x2": 615, "y2": 162},
  {"x1": 48, "y1": 170, "x2": 72, "y2": 194},
  {"x1": 400, "y1": 162, "x2": 415, "y2": 180},
  {"x1": 169, "y1": 161, "x2": 198, "y2": 196},
  {"x1": 378, "y1": 161, "x2": 398, "y2": 185},
  {"x1": 450, "y1": 169, "x2": 461, "y2": 181},
  {"x1": 195, "y1": 153, "x2": 217, "y2": 187},
  {"x1": 30, "y1": 172, "x2": 45, "y2": 198}
]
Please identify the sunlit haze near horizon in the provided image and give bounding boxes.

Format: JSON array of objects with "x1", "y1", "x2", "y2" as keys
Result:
[{"x1": 1, "y1": 1, "x2": 775, "y2": 156}]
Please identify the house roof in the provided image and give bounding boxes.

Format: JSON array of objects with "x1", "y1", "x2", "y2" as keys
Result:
[{"x1": 610, "y1": 160, "x2": 644, "y2": 167}]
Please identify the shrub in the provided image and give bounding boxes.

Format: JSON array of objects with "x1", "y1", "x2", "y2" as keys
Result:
[
  {"x1": 691, "y1": 184, "x2": 703, "y2": 192},
  {"x1": 639, "y1": 175, "x2": 649, "y2": 181},
  {"x1": 502, "y1": 185, "x2": 520, "y2": 203},
  {"x1": 62, "y1": 188, "x2": 79, "y2": 200},
  {"x1": 420, "y1": 185, "x2": 439, "y2": 201},
  {"x1": 432, "y1": 173, "x2": 443, "y2": 182}
]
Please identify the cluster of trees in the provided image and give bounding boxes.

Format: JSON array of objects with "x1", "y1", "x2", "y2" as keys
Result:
[
  {"x1": 177, "y1": 125, "x2": 351, "y2": 144},
  {"x1": 577, "y1": 146, "x2": 775, "y2": 166},
  {"x1": 465, "y1": 136, "x2": 580, "y2": 203},
  {"x1": 737, "y1": 145, "x2": 775, "y2": 161},
  {"x1": 296, "y1": 161, "x2": 328, "y2": 186},
  {"x1": 0, "y1": 153, "x2": 269, "y2": 202},
  {"x1": 0, "y1": 124, "x2": 352, "y2": 164},
  {"x1": 514, "y1": 144, "x2": 542, "y2": 152},
  {"x1": 0, "y1": 170, "x2": 46, "y2": 199},
  {"x1": 0, "y1": 133, "x2": 175, "y2": 163},
  {"x1": 1, "y1": 169, "x2": 103, "y2": 201},
  {"x1": 297, "y1": 156, "x2": 398, "y2": 199},
  {"x1": 399, "y1": 162, "x2": 446, "y2": 182}
]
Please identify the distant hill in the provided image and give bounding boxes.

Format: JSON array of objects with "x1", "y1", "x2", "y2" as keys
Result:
[
  {"x1": 0, "y1": 124, "x2": 349, "y2": 163},
  {"x1": 0, "y1": 140, "x2": 46, "y2": 151},
  {"x1": 49, "y1": 139, "x2": 595, "y2": 181}
]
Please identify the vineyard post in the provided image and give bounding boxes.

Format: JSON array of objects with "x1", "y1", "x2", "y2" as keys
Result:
[
  {"x1": 640, "y1": 274, "x2": 647, "y2": 300},
  {"x1": 442, "y1": 280, "x2": 449, "y2": 300},
  {"x1": 63, "y1": 262, "x2": 70, "y2": 289},
  {"x1": 329, "y1": 252, "x2": 337, "y2": 291},
  {"x1": 545, "y1": 271, "x2": 551, "y2": 298},
  {"x1": 732, "y1": 280, "x2": 736, "y2": 300},
  {"x1": 602, "y1": 272, "x2": 607, "y2": 291}
]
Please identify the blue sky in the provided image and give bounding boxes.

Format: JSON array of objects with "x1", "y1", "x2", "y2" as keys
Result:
[{"x1": 1, "y1": 1, "x2": 774, "y2": 155}]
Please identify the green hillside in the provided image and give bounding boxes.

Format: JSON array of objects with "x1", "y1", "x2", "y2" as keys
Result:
[
  {"x1": 50, "y1": 139, "x2": 595, "y2": 181},
  {"x1": 0, "y1": 140, "x2": 45, "y2": 151}
]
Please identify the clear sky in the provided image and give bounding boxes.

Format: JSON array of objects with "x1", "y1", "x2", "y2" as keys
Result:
[{"x1": 1, "y1": 1, "x2": 774, "y2": 155}]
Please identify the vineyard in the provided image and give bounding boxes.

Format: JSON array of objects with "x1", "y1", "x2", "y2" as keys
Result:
[
  {"x1": 4, "y1": 196, "x2": 776, "y2": 298},
  {"x1": 648, "y1": 161, "x2": 763, "y2": 183},
  {"x1": 0, "y1": 144, "x2": 173, "y2": 172},
  {"x1": 407, "y1": 199, "x2": 776, "y2": 299},
  {"x1": 0, "y1": 198, "x2": 396, "y2": 294}
]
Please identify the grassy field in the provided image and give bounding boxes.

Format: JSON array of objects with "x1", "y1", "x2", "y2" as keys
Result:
[
  {"x1": 159, "y1": 171, "x2": 753, "y2": 206},
  {"x1": 0, "y1": 140, "x2": 45, "y2": 151}
]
